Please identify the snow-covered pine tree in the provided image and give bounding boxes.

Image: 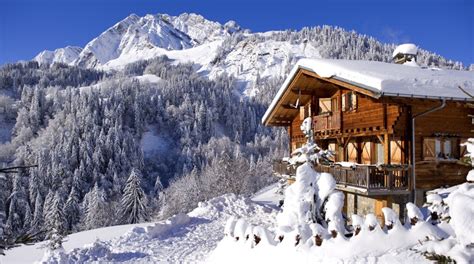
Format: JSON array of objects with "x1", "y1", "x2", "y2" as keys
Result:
[
  {"x1": 0, "y1": 173, "x2": 6, "y2": 255},
  {"x1": 120, "y1": 168, "x2": 148, "y2": 224},
  {"x1": 63, "y1": 188, "x2": 80, "y2": 231},
  {"x1": 30, "y1": 193, "x2": 44, "y2": 237},
  {"x1": 45, "y1": 191, "x2": 66, "y2": 238},
  {"x1": 82, "y1": 183, "x2": 109, "y2": 230},
  {"x1": 46, "y1": 228, "x2": 64, "y2": 251},
  {"x1": 6, "y1": 173, "x2": 29, "y2": 236}
]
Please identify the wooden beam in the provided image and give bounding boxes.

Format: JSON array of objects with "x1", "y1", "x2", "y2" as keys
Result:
[
  {"x1": 264, "y1": 70, "x2": 305, "y2": 126},
  {"x1": 290, "y1": 88, "x2": 316, "y2": 95},
  {"x1": 281, "y1": 104, "x2": 301, "y2": 110},
  {"x1": 300, "y1": 69, "x2": 380, "y2": 99}
]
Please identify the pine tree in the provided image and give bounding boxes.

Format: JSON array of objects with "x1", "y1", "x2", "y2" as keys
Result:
[
  {"x1": 30, "y1": 193, "x2": 43, "y2": 236},
  {"x1": 63, "y1": 188, "x2": 80, "y2": 231},
  {"x1": 83, "y1": 183, "x2": 108, "y2": 230},
  {"x1": 0, "y1": 173, "x2": 6, "y2": 255},
  {"x1": 120, "y1": 169, "x2": 148, "y2": 224},
  {"x1": 45, "y1": 192, "x2": 66, "y2": 238}
]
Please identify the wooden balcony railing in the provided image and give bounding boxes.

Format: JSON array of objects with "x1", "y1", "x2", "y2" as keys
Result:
[
  {"x1": 316, "y1": 164, "x2": 411, "y2": 192},
  {"x1": 272, "y1": 160, "x2": 411, "y2": 194},
  {"x1": 272, "y1": 159, "x2": 297, "y2": 177},
  {"x1": 313, "y1": 112, "x2": 341, "y2": 132}
]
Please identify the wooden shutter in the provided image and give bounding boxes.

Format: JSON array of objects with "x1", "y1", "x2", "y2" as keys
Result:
[
  {"x1": 351, "y1": 92, "x2": 358, "y2": 110},
  {"x1": 341, "y1": 94, "x2": 347, "y2": 111},
  {"x1": 319, "y1": 98, "x2": 332, "y2": 114},
  {"x1": 362, "y1": 142, "x2": 372, "y2": 164},
  {"x1": 331, "y1": 97, "x2": 338, "y2": 112},
  {"x1": 328, "y1": 143, "x2": 337, "y2": 162},
  {"x1": 449, "y1": 138, "x2": 460, "y2": 159},
  {"x1": 390, "y1": 140, "x2": 402, "y2": 164},
  {"x1": 423, "y1": 138, "x2": 436, "y2": 160},
  {"x1": 305, "y1": 104, "x2": 312, "y2": 117},
  {"x1": 460, "y1": 138, "x2": 468, "y2": 158},
  {"x1": 348, "y1": 142, "x2": 358, "y2": 162}
]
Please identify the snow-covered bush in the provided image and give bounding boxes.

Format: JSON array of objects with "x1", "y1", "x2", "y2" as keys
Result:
[
  {"x1": 233, "y1": 218, "x2": 248, "y2": 241},
  {"x1": 406, "y1": 202, "x2": 424, "y2": 226},
  {"x1": 364, "y1": 213, "x2": 379, "y2": 231},
  {"x1": 424, "y1": 193, "x2": 448, "y2": 224},
  {"x1": 381, "y1": 207, "x2": 400, "y2": 230},
  {"x1": 224, "y1": 216, "x2": 237, "y2": 237},
  {"x1": 351, "y1": 214, "x2": 364, "y2": 235}
]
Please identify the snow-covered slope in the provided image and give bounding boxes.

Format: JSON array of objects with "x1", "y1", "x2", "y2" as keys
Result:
[
  {"x1": 33, "y1": 46, "x2": 82, "y2": 65},
  {"x1": 2, "y1": 192, "x2": 279, "y2": 263},
  {"x1": 205, "y1": 39, "x2": 321, "y2": 95}
]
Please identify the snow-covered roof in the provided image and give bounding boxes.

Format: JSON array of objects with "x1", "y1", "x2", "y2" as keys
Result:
[{"x1": 262, "y1": 58, "x2": 474, "y2": 125}]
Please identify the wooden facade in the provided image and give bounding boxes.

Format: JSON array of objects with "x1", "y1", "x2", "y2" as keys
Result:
[{"x1": 266, "y1": 67, "x2": 473, "y2": 219}]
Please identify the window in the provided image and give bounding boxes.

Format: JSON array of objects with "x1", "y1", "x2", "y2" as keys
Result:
[
  {"x1": 423, "y1": 137, "x2": 459, "y2": 160},
  {"x1": 376, "y1": 143, "x2": 384, "y2": 164},
  {"x1": 342, "y1": 92, "x2": 357, "y2": 112}
]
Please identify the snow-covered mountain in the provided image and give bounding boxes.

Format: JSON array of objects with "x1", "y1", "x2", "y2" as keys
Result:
[
  {"x1": 33, "y1": 12, "x2": 467, "y2": 95},
  {"x1": 34, "y1": 46, "x2": 82, "y2": 65},
  {"x1": 31, "y1": 13, "x2": 323, "y2": 93}
]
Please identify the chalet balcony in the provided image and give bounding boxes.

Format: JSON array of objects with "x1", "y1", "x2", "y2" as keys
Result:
[
  {"x1": 316, "y1": 164, "x2": 411, "y2": 195},
  {"x1": 313, "y1": 111, "x2": 341, "y2": 133},
  {"x1": 273, "y1": 160, "x2": 411, "y2": 195}
]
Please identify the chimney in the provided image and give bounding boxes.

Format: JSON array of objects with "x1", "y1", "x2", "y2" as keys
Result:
[{"x1": 392, "y1": 43, "x2": 418, "y2": 66}]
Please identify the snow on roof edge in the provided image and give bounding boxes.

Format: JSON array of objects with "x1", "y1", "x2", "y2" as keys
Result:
[{"x1": 262, "y1": 58, "x2": 474, "y2": 125}]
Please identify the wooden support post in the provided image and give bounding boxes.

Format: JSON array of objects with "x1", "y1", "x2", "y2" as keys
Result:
[
  {"x1": 339, "y1": 90, "x2": 343, "y2": 132},
  {"x1": 384, "y1": 132, "x2": 390, "y2": 164},
  {"x1": 356, "y1": 138, "x2": 362, "y2": 164},
  {"x1": 288, "y1": 125, "x2": 293, "y2": 153}
]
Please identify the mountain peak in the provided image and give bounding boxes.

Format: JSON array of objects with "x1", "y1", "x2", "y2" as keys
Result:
[{"x1": 33, "y1": 46, "x2": 82, "y2": 65}]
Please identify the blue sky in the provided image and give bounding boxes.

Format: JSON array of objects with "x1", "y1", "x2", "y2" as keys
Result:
[{"x1": 0, "y1": 0, "x2": 473, "y2": 66}]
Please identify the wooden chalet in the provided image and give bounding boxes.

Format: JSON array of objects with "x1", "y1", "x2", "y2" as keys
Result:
[{"x1": 263, "y1": 58, "x2": 474, "y2": 221}]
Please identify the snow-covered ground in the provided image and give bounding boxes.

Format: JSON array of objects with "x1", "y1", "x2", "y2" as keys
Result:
[
  {"x1": 3, "y1": 181, "x2": 472, "y2": 263},
  {"x1": 1, "y1": 186, "x2": 280, "y2": 263}
]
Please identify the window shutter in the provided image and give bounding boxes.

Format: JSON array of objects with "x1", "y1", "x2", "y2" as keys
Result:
[
  {"x1": 423, "y1": 138, "x2": 436, "y2": 160},
  {"x1": 450, "y1": 138, "x2": 460, "y2": 159},
  {"x1": 460, "y1": 138, "x2": 468, "y2": 158},
  {"x1": 341, "y1": 94, "x2": 346, "y2": 111},
  {"x1": 305, "y1": 104, "x2": 311, "y2": 117},
  {"x1": 390, "y1": 140, "x2": 402, "y2": 164},
  {"x1": 319, "y1": 98, "x2": 332, "y2": 114},
  {"x1": 299, "y1": 106, "x2": 305, "y2": 120},
  {"x1": 351, "y1": 92, "x2": 358, "y2": 110},
  {"x1": 332, "y1": 97, "x2": 338, "y2": 112}
]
